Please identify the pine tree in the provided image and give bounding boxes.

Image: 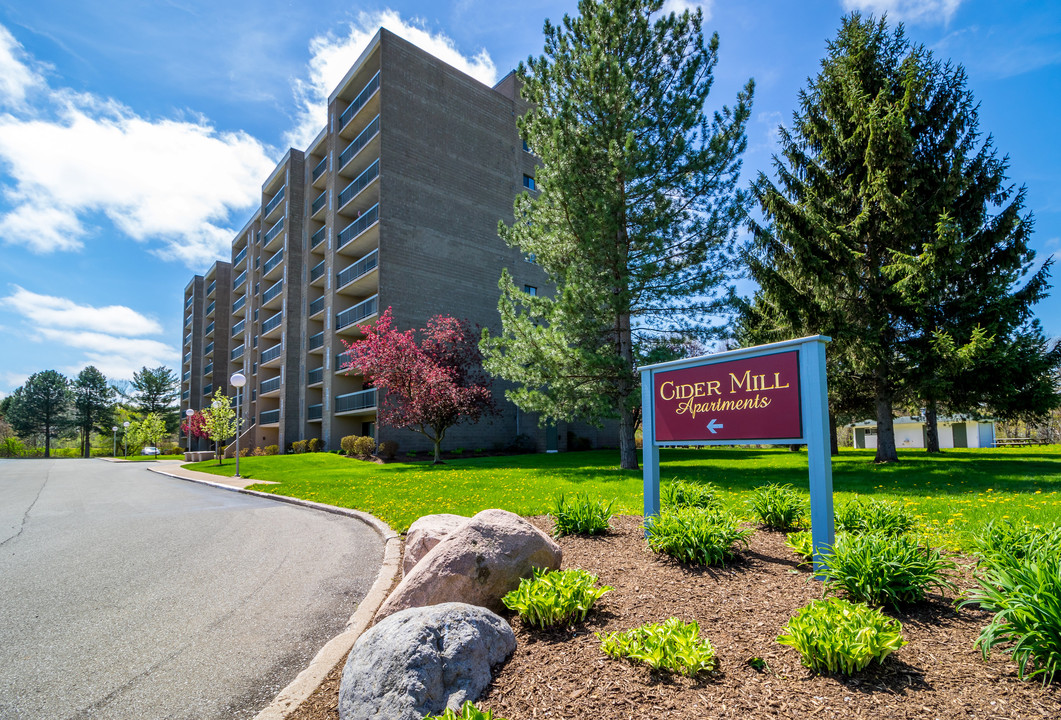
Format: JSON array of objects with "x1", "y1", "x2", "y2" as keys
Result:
[
  {"x1": 8, "y1": 370, "x2": 71, "y2": 457},
  {"x1": 72, "y1": 366, "x2": 115, "y2": 458},
  {"x1": 481, "y1": 0, "x2": 753, "y2": 469},
  {"x1": 131, "y1": 366, "x2": 179, "y2": 432}
]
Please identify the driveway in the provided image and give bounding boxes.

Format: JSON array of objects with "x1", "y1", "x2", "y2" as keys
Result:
[{"x1": 0, "y1": 459, "x2": 385, "y2": 719}]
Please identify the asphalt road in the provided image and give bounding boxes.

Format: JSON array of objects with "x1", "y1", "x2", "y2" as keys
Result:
[{"x1": 0, "y1": 459, "x2": 385, "y2": 720}]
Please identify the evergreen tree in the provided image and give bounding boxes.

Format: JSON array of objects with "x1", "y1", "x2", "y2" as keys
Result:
[
  {"x1": 130, "y1": 366, "x2": 179, "y2": 432},
  {"x1": 8, "y1": 370, "x2": 71, "y2": 457},
  {"x1": 481, "y1": 0, "x2": 753, "y2": 469},
  {"x1": 72, "y1": 366, "x2": 115, "y2": 458}
]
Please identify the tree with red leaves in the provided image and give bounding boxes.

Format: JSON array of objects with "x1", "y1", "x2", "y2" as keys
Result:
[
  {"x1": 342, "y1": 308, "x2": 497, "y2": 463},
  {"x1": 180, "y1": 409, "x2": 208, "y2": 450}
]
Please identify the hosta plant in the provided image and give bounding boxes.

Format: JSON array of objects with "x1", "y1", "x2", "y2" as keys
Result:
[
  {"x1": 821, "y1": 532, "x2": 957, "y2": 609},
  {"x1": 598, "y1": 617, "x2": 718, "y2": 676},
  {"x1": 748, "y1": 483, "x2": 806, "y2": 530},
  {"x1": 646, "y1": 507, "x2": 752, "y2": 566},
  {"x1": 777, "y1": 597, "x2": 907, "y2": 674},
  {"x1": 424, "y1": 701, "x2": 507, "y2": 720},
  {"x1": 661, "y1": 479, "x2": 722, "y2": 511},
  {"x1": 835, "y1": 497, "x2": 916, "y2": 536},
  {"x1": 551, "y1": 492, "x2": 614, "y2": 537},
  {"x1": 960, "y1": 550, "x2": 1061, "y2": 682},
  {"x1": 785, "y1": 530, "x2": 815, "y2": 564},
  {"x1": 501, "y1": 568, "x2": 613, "y2": 628}
]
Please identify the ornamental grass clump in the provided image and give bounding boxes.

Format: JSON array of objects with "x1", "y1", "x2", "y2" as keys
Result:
[
  {"x1": 501, "y1": 568, "x2": 613, "y2": 629},
  {"x1": 423, "y1": 701, "x2": 508, "y2": 720},
  {"x1": 646, "y1": 507, "x2": 752, "y2": 566},
  {"x1": 598, "y1": 618, "x2": 718, "y2": 676},
  {"x1": 777, "y1": 597, "x2": 907, "y2": 675},
  {"x1": 550, "y1": 492, "x2": 614, "y2": 537},
  {"x1": 835, "y1": 497, "x2": 916, "y2": 536},
  {"x1": 661, "y1": 479, "x2": 722, "y2": 511},
  {"x1": 972, "y1": 518, "x2": 1061, "y2": 572},
  {"x1": 748, "y1": 483, "x2": 806, "y2": 530},
  {"x1": 821, "y1": 532, "x2": 957, "y2": 609}
]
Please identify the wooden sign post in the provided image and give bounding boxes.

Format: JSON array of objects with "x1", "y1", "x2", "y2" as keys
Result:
[{"x1": 640, "y1": 336, "x2": 834, "y2": 576}]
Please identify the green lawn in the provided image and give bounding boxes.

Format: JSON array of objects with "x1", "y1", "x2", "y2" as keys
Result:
[
  {"x1": 123, "y1": 454, "x2": 186, "y2": 462},
  {"x1": 185, "y1": 446, "x2": 1061, "y2": 549}
]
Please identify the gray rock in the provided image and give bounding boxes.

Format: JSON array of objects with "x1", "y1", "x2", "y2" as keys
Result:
[
  {"x1": 404, "y1": 514, "x2": 469, "y2": 576},
  {"x1": 376, "y1": 508, "x2": 561, "y2": 621},
  {"x1": 338, "y1": 602, "x2": 515, "y2": 720}
]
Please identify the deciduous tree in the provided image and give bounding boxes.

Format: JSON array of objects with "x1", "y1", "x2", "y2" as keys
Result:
[
  {"x1": 201, "y1": 390, "x2": 240, "y2": 463},
  {"x1": 127, "y1": 413, "x2": 167, "y2": 455},
  {"x1": 342, "y1": 308, "x2": 496, "y2": 464},
  {"x1": 481, "y1": 0, "x2": 753, "y2": 470}
]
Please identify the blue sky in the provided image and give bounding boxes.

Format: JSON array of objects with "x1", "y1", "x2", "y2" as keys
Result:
[{"x1": 0, "y1": 0, "x2": 1058, "y2": 396}]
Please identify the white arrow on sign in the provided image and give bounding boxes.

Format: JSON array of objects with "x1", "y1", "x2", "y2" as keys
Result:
[{"x1": 706, "y1": 418, "x2": 724, "y2": 434}]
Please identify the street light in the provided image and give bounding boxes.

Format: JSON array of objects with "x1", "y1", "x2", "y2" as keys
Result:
[
  {"x1": 185, "y1": 408, "x2": 195, "y2": 455},
  {"x1": 112, "y1": 426, "x2": 118, "y2": 457},
  {"x1": 122, "y1": 421, "x2": 130, "y2": 458},
  {"x1": 230, "y1": 372, "x2": 246, "y2": 478}
]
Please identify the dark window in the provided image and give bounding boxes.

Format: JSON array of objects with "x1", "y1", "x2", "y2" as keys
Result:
[
  {"x1": 523, "y1": 174, "x2": 536, "y2": 191},
  {"x1": 522, "y1": 140, "x2": 532, "y2": 153},
  {"x1": 524, "y1": 285, "x2": 537, "y2": 296}
]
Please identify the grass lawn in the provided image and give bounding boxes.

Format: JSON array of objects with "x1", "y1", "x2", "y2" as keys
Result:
[
  {"x1": 123, "y1": 454, "x2": 186, "y2": 462},
  {"x1": 185, "y1": 445, "x2": 1061, "y2": 548}
]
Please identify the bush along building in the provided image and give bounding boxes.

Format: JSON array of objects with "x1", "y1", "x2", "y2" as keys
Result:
[{"x1": 180, "y1": 29, "x2": 617, "y2": 455}]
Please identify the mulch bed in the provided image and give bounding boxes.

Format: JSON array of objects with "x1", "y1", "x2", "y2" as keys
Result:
[{"x1": 290, "y1": 515, "x2": 1061, "y2": 720}]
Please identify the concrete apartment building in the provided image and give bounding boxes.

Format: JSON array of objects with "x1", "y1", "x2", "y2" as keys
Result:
[{"x1": 180, "y1": 28, "x2": 614, "y2": 454}]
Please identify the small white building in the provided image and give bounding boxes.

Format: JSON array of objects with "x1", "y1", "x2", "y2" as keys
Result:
[{"x1": 850, "y1": 416, "x2": 996, "y2": 449}]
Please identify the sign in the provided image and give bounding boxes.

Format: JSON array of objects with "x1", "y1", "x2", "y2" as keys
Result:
[
  {"x1": 639, "y1": 336, "x2": 835, "y2": 576},
  {"x1": 653, "y1": 350, "x2": 802, "y2": 442}
]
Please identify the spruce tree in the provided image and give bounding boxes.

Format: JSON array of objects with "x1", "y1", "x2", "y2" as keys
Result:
[
  {"x1": 481, "y1": 0, "x2": 753, "y2": 469},
  {"x1": 131, "y1": 366, "x2": 179, "y2": 432},
  {"x1": 72, "y1": 366, "x2": 115, "y2": 458},
  {"x1": 8, "y1": 370, "x2": 71, "y2": 457}
]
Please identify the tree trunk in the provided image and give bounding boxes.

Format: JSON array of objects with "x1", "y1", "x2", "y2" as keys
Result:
[
  {"x1": 830, "y1": 419, "x2": 839, "y2": 456},
  {"x1": 874, "y1": 391, "x2": 899, "y2": 463},
  {"x1": 44, "y1": 422, "x2": 51, "y2": 458},
  {"x1": 924, "y1": 400, "x2": 941, "y2": 453},
  {"x1": 618, "y1": 403, "x2": 638, "y2": 470},
  {"x1": 616, "y1": 307, "x2": 638, "y2": 470},
  {"x1": 433, "y1": 438, "x2": 443, "y2": 464}
]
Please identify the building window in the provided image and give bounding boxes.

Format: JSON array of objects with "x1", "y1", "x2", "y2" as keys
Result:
[
  {"x1": 522, "y1": 140, "x2": 532, "y2": 153},
  {"x1": 524, "y1": 285, "x2": 537, "y2": 296},
  {"x1": 523, "y1": 174, "x2": 536, "y2": 191},
  {"x1": 526, "y1": 253, "x2": 537, "y2": 264}
]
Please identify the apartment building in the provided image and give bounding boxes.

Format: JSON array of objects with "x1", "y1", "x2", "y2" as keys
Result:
[{"x1": 180, "y1": 28, "x2": 616, "y2": 454}]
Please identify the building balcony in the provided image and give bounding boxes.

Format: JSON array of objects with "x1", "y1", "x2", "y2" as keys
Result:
[
  {"x1": 261, "y1": 342, "x2": 283, "y2": 367},
  {"x1": 308, "y1": 332, "x2": 325, "y2": 353},
  {"x1": 309, "y1": 259, "x2": 326, "y2": 286},
  {"x1": 311, "y1": 155, "x2": 328, "y2": 186},
  {"x1": 182, "y1": 389, "x2": 189, "y2": 401},
  {"x1": 261, "y1": 311, "x2": 283, "y2": 338},
  {"x1": 336, "y1": 249, "x2": 378, "y2": 296},
  {"x1": 310, "y1": 226, "x2": 327, "y2": 252},
  {"x1": 308, "y1": 403, "x2": 323, "y2": 421},
  {"x1": 311, "y1": 190, "x2": 327, "y2": 219},
  {"x1": 337, "y1": 159, "x2": 379, "y2": 217},
  {"x1": 232, "y1": 319, "x2": 245, "y2": 337},
  {"x1": 206, "y1": 300, "x2": 215, "y2": 317},
  {"x1": 307, "y1": 367, "x2": 324, "y2": 386},
  {"x1": 203, "y1": 383, "x2": 213, "y2": 397},
  {"x1": 182, "y1": 370, "x2": 191, "y2": 382},
  {"x1": 231, "y1": 344, "x2": 244, "y2": 361},
  {"x1": 233, "y1": 245, "x2": 248, "y2": 268},
  {"x1": 185, "y1": 296, "x2": 194, "y2": 309},
  {"x1": 204, "y1": 341, "x2": 214, "y2": 357},
  {"x1": 338, "y1": 71, "x2": 380, "y2": 138},
  {"x1": 184, "y1": 314, "x2": 192, "y2": 328},
  {"x1": 259, "y1": 408, "x2": 280, "y2": 426},
  {"x1": 204, "y1": 321, "x2": 215, "y2": 338},
  {"x1": 232, "y1": 294, "x2": 246, "y2": 316},
  {"x1": 207, "y1": 279, "x2": 216, "y2": 297},
  {"x1": 263, "y1": 216, "x2": 285, "y2": 250},
  {"x1": 203, "y1": 363, "x2": 213, "y2": 377},
  {"x1": 183, "y1": 333, "x2": 192, "y2": 347},
  {"x1": 233, "y1": 270, "x2": 247, "y2": 291},
  {"x1": 336, "y1": 204, "x2": 379, "y2": 257},
  {"x1": 264, "y1": 185, "x2": 285, "y2": 223},
  {"x1": 336, "y1": 294, "x2": 378, "y2": 334},
  {"x1": 338, "y1": 115, "x2": 380, "y2": 178},
  {"x1": 335, "y1": 388, "x2": 377, "y2": 416},
  {"x1": 260, "y1": 375, "x2": 282, "y2": 397},
  {"x1": 262, "y1": 248, "x2": 284, "y2": 280},
  {"x1": 261, "y1": 279, "x2": 284, "y2": 309},
  {"x1": 184, "y1": 352, "x2": 191, "y2": 364},
  {"x1": 309, "y1": 296, "x2": 325, "y2": 317}
]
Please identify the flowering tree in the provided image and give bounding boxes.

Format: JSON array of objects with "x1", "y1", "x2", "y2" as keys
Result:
[
  {"x1": 342, "y1": 308, "x2": 497, "y2": 463},
  {"x1": 180, "y1": 410, "x2": 208, "y2": 449},
  {"x1": 127, "y1": 413, "x2": 167, "y2": 454},
  {"x1": 202, "y1": 389, "x2": 240, "y2": 464}
]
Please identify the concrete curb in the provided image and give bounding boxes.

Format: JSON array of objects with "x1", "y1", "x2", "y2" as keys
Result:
[{"x1": 146, "y1": 465, "x2": 402, "y2": 719}]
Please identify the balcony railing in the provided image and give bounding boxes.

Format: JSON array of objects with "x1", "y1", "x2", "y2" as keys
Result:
[
  {"x1": 336, "y1": 249, "x2": 378, "y2": 289},
  {"x1": 233, "y1": 270, "x2": 247, "y2": 290},
  {"x1": 184, "y1": 314, "x2": 192, "y2": 327},
  {"x1": 183, "y1": 333, "x2": 191, "y2": 346},
  {"x1": 203, "y1": 363, "x2": 213, "y2": 377},
  {"x1": 233, "y1": 246, "x2": 247, "y2": 266},
  {"x1": 311, "y1": 226, "x2": 327, "y2": 249},
  {"x1": 312, "y1": 156, "x2": 328, "y2": 181},
  {"x1": 264, "y1": 216, "x2": 285, "y2": 244},
  {"x1": 205, "y1": 321, "x2": 214, "y2": 337},
  {"x1": 339, "y1": 115, "x2": 380, "y2": 171},
  {"x1": 205, "y1": 341, "x2": 214, "y2": 356},
  {"x1": 206, "y1": 301, "x2": 214, "y2": 317},
  {"x1": 261, "y1": 343, "x2": 283, "y2": 364},
  {"x1": 182, "y1": 389, "x2": 189, "y2": 400},
  {"x1": 308, "y1": 367, "x2": 324, "y2": 385},
  {"x1": 311, "y1": 190, "x2": 327, "y2": 214},
  {"x1": 337, "y1": 204, "x2": 379, "y2": 250},
  {"x1": 232, "y1": 319, "x2": 245, "y2": 337},
  {"x1": 207, "y1": 280, "x2": 216, "y2": 296},
  {"x1": 185, "y1": 296, "x2": 193, "y2": 309},
  {"x1": 338, "y1": 71, "x2": 380, "y2": 131},
  {"x1": 308, "y1": 403, "x2": 323, "y2": 420},
  {"x1": 232, "y1": 295, "x2": 246, "y2": 313},
  {"x1": 263, "y1": 249, "x2": 284, "y2": 275},
  {"x1": 309, "y1": 296, "x2": 325, "y2": 316},
  {"x1": 182, "y1": 370, "x2": 190, "y2": 381},
  {"x1": 231, "y1": 344, "x2": 244, "y2": 360},
  {"x1": 259, "y1": 409, "x2": 280, "y2": 425},
  {"x1": 308, "y1": 332, "x2": 324, "y2": 350},
  {"x1": 261, "y1": 312, "x2": 283, "y2": 334},
  {"x1": 260, "y1": 376, "x2": 282, "y2": 394},
  {"x1": 336, "y1": 295, "x2": 378, "y2": 331},
  {"x1": 338, "y1": 159, "x2": 379, "y2": 209},
  {"x1": 262, "y1": 279, "x2": 284, "y2": 305},
  {"x1": 184, "y1": 352, "x2": 191, "y2": 364},
  {"x1": 335, "y1": 352, "x2": 350, "y2": 371},
  {"x1": 310, "y1": 259, "x2": 326, "y2": 282},
  {"x1": 203, "y1": 384, "x2": 213, "y2": 396},
  {"x1": 336, "y1": 388, "x2": 376, "y2": 414},
  {"x1": 263, "y1": 185, "x2": 285, "y2": 217}
]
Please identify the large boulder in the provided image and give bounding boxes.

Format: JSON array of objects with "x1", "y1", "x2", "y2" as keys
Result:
[
  {"x1": 338, "y1": 602, "x2": 515, "y2": 720},
  {"x1": 404, "y1": 513, "x2": 469, "y2": 576},
  {"x1": 377, "y1": 508, "x2": 561, "y2": 621}
]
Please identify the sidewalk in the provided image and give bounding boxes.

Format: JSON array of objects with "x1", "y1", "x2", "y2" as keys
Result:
[{"x1": 146, "y1": 460, "x2": 277, "y2": 489}]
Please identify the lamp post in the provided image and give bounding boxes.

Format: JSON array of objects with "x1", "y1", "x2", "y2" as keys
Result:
[
  {"x1": 230, "y1": 372, "x2": 246, "y2": 478},
  {"x1": 185, "y1": 408, "x2": 195, "y2": 455},
  {"x1": 122, "y1": 421, "x2": 130, "y2": 458},
  {"x1": 112, "y1": 426, "x2": 118, "y2": 457}
]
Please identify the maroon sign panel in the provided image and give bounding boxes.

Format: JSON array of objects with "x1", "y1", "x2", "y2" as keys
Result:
[{"x1": 653, "y1": 350, "x2": 802, "y2": 442}]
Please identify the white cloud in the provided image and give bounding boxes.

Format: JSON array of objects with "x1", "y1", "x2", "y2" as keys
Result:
[
  {"x1": 0, "y1": 23, "x2": 277, "y2": 269},
  {"x1": 0, "y1": 25, "x2": 43, "y2": 108},
  {"x1": 286, "y1": 9, "x2": 498, "y2": 149},
  {"x1": 839, "y1": 0, "x2": 964, "y2": 25},
  {"x1": 661, "y1": 0, "x2": 714, "y2": 20},
  {"x1": 3, "y1": 285, "x2": 162, "y2": 336}
]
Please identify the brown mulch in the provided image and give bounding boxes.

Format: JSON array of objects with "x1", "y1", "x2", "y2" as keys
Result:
[{"x1": 289, "y1": 515, "x2": 1061, "y2": 720}]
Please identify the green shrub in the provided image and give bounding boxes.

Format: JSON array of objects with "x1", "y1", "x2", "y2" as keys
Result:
[
  {"x1": 960, "y1": 551, "x2": 1061, "y2": 682},
  {"x1": 598, "y1": 618, "x2": 718, "y2": 676},
  {"x1": 263, "y1": 444, "x2": 279, "y2": 456},
  {"x1": 835, "y1": 497, "x2": 916, "y2": 536},
  {"x1": 785, "y1": 530, "x2": 815, "y2": 564},
  {"x1": 340, "y1": 435, "x2": 360, "y2": 455},
  {"x1": 290, "y1": 439, "x2": 308, "y2": 454},
  {"x1": 352, "y1": 435, "x2": 376, "y2": 458},
  {"x1": 777, "y1": 597, "x2": 907, "y2": 674},
  {"x1": 821, "y1": 532, "x2": 957, "y2": 609},
  {"x1": 646, "y1": 507, "x2": 752, "y2": 566},
  {"x1": 502, "y1": 568, "x2": 613, "y2": 628},
  {"x1": 239, "y1": 447, "x2": 249, "y2": 457},
  {"x1": 1, "y1": 437, "x2": 26, "y2": 457},
  {"x1": 972, "y1": 519, "x2": 1061, "y2": 572},
  {"x1": 748, "y1": 483, "x2": 806, "y2": 530},
  {"x1": 661, "y1": 479, "x2": 722, "y2": 511},
  {"x1": 423, "y1": 701, "x2": 507, "y2": 720},
  {"x1": 307, "y1": 437, "x2": 321, "y2": 453},
  {"x1": 551, "y1": 492, "x2": 614, "y2": 537},
  {"x1": 378, "y1": 440, "x2": 399, "y2": 459}
]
